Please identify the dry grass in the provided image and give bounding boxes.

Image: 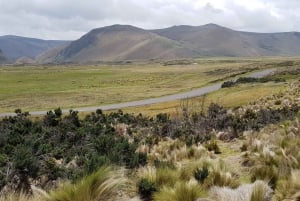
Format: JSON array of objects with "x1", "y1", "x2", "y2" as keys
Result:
[
  {"x1": 275, "y1": 170, "x2": 300, "y2": 201},
  {"x1": 0, "y1": 192, "x2": 42, "y2": 201},
  {"x1": 47, "y1": 167, "x2": 125, "y2": 201},
  {"x1": 153, "y1": 181, "x2": 203, "y2": 201},
  {"x1": 210, "y1": 180, "x2": 272, "y2": 201},
  {"x1": 120, "y1": 82, "x2": 286, "y2": 116},
  {"x1": 0, "y1": 60, "x2": 263, "y2": 113}
]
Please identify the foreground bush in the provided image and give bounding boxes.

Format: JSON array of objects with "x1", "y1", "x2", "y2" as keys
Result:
[{"x1": 137, "y1": 178, "x2": 157, "y2": 201}]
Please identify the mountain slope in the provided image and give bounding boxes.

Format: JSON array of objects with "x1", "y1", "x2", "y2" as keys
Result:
[
  {"x1": 152, "y1": 23, "x2": 300, "y2": 56},
  {"x1": 0, "y1": 49, "x2": 9, "y2": 64},
  {"x1": 51, "y1": 25, "x2": 198, "y2": 63},
  {"x1": 0, "y1": 35, "x2": 68, "y2": 60},
  {"x1": 39, "y1": 23, "x2": 300, "y2": 63}
]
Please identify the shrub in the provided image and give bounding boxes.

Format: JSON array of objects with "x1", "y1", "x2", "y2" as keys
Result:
[
  {"x1": 194, "y1": 167, "x2": 209, "y2": 184},
  {"x1": 240, "y1": 143, "x2": 248, "y2": 152},
  {"x1": 138, "y1": 178, "x2": 157, "y2": 201},
  {"x1": 221, "y1": 81, "x2": 235, "y2": 88}
]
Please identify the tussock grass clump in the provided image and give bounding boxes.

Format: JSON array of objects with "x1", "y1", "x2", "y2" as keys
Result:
[
  {"x1": 250, "y1": 164, "x2": 278, "y2": 189},
  {"x1": 147, "y1": 138, "x2": 208, "y2": 165},
  {"x1": 210, "y1": 180, "x2": 272, "y2": 201},
  {"x1": 137, "y1": 166, "x2": 186, "y2": 200},
  {"x1": 250, "y1": 180, "x2": 273, "y2": 201},
  {"x1": 155, "y1": 168, "x2": 179, "y2": 187},
  {"x1": 275, "y1": 170, "x2": 300, "y2": 201},
  {"x1": 137, "y1": 166, "x2": 179, "y2": 188},
  {"x1": 179, "y1": 159, "x2": 212, "y2": 181},
  {"x1": 205, "y1": 170, "x2": 239, "y2": 189},
  {"x1": 47, "y1": 167, "x2": 124, "y2": 201},
  {"x1": 205, "y1": 140, "x2": 221, "y2": 154},
  {"x1": 204, "y1": 160, "x2": 239, "y2": 188},
  {"x1": 153, "y1": 182, "x2": 202, "y2": 201},
  {"x1": 0, "y1": 192, "x2": 42, "y2": 201}
]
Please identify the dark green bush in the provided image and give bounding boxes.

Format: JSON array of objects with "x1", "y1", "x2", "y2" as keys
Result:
[
  {"x1": 221, "y1": 80, "x2": 235, "y2": 88},
  {"x1": 194, "y1": 167, "x2": 209, "y2": 183},
  {"x1": 138, "y1": 178, "x2": 157, "y2": 201}
]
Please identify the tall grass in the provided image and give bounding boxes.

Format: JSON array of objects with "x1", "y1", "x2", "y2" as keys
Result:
[
  {"x1": 0, "y1": 192, "x2": 42, "y2": 201},
  {"x1": 47, "y1": 167, "x2": 124, "y2": 201},
  {"x1": 250, "y1": 180, "x2": 273, "y2": 201},
  {"x1": 137, "y1": 166, "x2": 179, "y2": 188},
  {"x1": 153, "y1": 182, "x2": 202, "y2": 201},
  {"x1": 204, "y1": 160, "x2": 239, "y2": 188},
  {"x1": 210, "y1": 180, "x2": 272, "y2": 201},
  {"x1": 275, "y1": 170, "x2": 300, "y2": 200}
]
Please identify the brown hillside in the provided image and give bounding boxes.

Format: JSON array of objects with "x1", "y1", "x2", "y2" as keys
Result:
[
  {"x1": 39, "y1": 24, "x2": 300, "y2": 63},
  {"x1": 0, "y1": 49, "x2": 9, "y2": 64},
  {"x1": 53, "y1": 25, "x2": 197, "y2": 63},
  {"x1": 152, "y1": 23, "x2": 300, "y2": 56}
]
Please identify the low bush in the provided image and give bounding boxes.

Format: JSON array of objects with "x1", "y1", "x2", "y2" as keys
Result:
[
  {"x1": 138, "y1": 178, "x2": 157, "y2": 201},
  {"x1": 194, "y1": 167, "x2": 209, "y2": 184}
]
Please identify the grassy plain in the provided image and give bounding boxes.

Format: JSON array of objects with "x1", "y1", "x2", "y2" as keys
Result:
[
  {"x1": 120, "y1": 82, "x2": 287, "y2": 116},
  {"x1": 0, "y1": 57, "x2": 298, "y2": 113}
]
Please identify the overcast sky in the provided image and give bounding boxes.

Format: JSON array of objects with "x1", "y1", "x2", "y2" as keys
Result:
[{"x1": 0, "y1": 0, "x2": 300, "y2": 40}]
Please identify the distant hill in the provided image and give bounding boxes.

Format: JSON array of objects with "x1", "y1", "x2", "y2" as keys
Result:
[
  {"x1": 36, "y1": 24, "x2": 300, "y2": 63},
  {"x1": 0, "y1": 49, "x2": 9, "y2": 64},
  {"x1": 152, "y1": 23, "x2": 300, "y2": 57},
  {"x1": 0, "y1": 35, "x2": 68, "y2": 61},
  {"x1": 51, "y1": 25, "x2": 197, "y2": 63}
]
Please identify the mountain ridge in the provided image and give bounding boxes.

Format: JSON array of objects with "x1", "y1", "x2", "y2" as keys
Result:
[
  {"x1": 3, "y1": 23, "x2": 300, "y2": 64},
  {"x1": 0, "y1": 35, "x2": 69, "y2": 62},
  {"x1": 0, "y1": 49, "x2": 9, "y2": 64}
]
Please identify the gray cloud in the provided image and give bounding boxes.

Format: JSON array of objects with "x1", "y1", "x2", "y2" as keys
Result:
[{"x1": 0, "y1": 0, "x2": 300, "y2": 40}]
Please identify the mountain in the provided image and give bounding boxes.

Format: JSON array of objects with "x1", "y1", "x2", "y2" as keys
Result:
[
  {"x1": 51, "y1": 25, "x2": 197, "y2": 63},
  {"x1": 0, "y1": 35, "x2": 68, "y2": 61},
  {"x1": 39, "y1": 24, "x2": 300, "y2": 63},
  {"x1": 0, "y1": 49, "x2": 9, "y2": 64},
  {"x1": 152, "y1": 23, "x2": 300, "y2": 57}
]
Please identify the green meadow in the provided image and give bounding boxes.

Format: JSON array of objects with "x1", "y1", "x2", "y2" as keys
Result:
[{"x1": 0, "y1": 57, "x2": 298, "y2": 113}]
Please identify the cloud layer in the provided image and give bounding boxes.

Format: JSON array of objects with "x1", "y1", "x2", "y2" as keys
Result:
[{"x1": 0, "y1": 0, "x2": 300, "y2": 40}]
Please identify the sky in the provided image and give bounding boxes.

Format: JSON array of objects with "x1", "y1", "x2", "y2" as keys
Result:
[{"x1": 0, "y1": 0, "x2": 300, "y2": 40}]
